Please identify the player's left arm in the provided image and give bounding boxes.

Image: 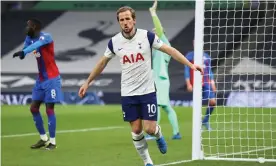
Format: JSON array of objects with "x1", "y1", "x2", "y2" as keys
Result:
[
  {"x1": 23, "y1": 37, "x2": 30, "y2": 49},
  {"x1": 158, "y1": 43, "x2": 204, "y2": 75},
  {"x1": 148, "y1": 31, "x2": 203, "y2": 74}
]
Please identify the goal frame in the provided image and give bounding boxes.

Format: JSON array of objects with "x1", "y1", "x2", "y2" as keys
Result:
[
  {"x1": 192, "y1": 0, "x2": 276, "y2": 163},
  {"x1": 192, "y1": 0, "x2": 204, "y2": 161}
]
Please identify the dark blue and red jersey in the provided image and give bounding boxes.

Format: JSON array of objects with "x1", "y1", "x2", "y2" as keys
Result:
[
  {"x1": 184, "y1": 51, "x2": 214, "y2": 86},
  {"x1": 23, "y1": 32, "x2": 60, "y2": 81}
]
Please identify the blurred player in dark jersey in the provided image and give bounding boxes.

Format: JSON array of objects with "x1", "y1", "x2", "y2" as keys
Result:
[
  {"x1": 13, "y1": 18, "x2": 62, "y2": 150},
  {"x1": 185, "y1": 44, "x2": 217, "y2": 131}
]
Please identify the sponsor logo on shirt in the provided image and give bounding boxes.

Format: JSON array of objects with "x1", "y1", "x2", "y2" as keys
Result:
[{"x1": 122, "y1": 53, "x2": 145, "y2": 64}]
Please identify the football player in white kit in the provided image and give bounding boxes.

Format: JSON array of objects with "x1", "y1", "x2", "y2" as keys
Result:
[{"x1": 79, "y1": 6, "x2": 203, "y2": 166}]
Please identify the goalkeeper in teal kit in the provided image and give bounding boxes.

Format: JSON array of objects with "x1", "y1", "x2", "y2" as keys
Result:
[{"x1": 146, "y1": 0, "x2": 181, "y2": 140}]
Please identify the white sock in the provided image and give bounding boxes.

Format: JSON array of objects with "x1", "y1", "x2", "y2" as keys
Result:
[
  {"x1": 132, "y1": 132, "x2": 153, "y2": 165},
  {"x1": 154, "y1": 125, "x2": 162, "y2": 139},
  {"x1": 50, "y1": 137, "x2": 56, "y2": 145},
  {"x1": 40, "y1": 134, "x2": 48, "y2": 141}
]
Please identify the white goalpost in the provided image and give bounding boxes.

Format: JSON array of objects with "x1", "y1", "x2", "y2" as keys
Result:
[{"x1": 193, "y1": 0, "x2": 276, "y2": 162}]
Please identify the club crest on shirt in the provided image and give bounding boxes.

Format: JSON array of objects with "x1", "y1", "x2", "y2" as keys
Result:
[
  {"x1": 138, "y1": 42, "x2": 142, "y2": 49},
  {"x1": 39, "y1": 36, "x2": 45, "y2": 40}
]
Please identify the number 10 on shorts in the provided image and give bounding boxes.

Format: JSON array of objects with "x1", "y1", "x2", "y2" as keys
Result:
[{"x1": 147, "y1": 104, "x2": 157, "y2": 114}]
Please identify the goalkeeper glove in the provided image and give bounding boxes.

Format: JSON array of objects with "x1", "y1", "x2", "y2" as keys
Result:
[
  {"x1": 13, "y1": 51, "x2": 25, "y2": 60},
  {"x1": 149, "y1": 0, "x2": 157, "y2": 14}
]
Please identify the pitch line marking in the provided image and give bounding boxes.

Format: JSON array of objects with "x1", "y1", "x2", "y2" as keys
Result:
[{"x1": 1, "y1": 126, "x2": 125, "y2": 138}]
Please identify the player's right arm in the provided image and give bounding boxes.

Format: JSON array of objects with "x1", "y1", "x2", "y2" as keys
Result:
[
  {"x1": 78, "y1": 56, "x2": 111, "y2": 98},
  {"x1": 78, "y1": 39, "x2": 114, "y2": 98},
  {"x1": 206, "y1": 53, "x2": 217, "y2": 92},
  {"x1": 23, "y1": 34, "x2": 53, "y2": 56},
  {"x1": 13, "y1": 35, "x2": 52, "y2": 59},
  {"x1": 210, "y1": 73, "x2": 216, "y2": 92},
  {"x1": 157, "y1": 43, "x2": 204, "y2": 75}
]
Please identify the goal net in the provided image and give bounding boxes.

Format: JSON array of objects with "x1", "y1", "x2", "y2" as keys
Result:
[{"x1": 193, "y1": 0, "x2": 276, "y2": 162}]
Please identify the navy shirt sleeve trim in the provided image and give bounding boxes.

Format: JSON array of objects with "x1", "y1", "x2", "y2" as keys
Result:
[
  {"x1": 147, "y1": 31, "x2": 155, "y2": 48},
  {"x1": 108, "y1": 39, "x2": 115, "y2": 54}
]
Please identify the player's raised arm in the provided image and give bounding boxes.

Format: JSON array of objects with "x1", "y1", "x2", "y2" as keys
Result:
[
  {"x1": 157, "y1": 43, "x2": 204, "y2": 75},
  {"x1": 78, "y1": 40, "x2": 114, "y2": 98},
  {"x1": 149, "y1": 0, "x2": 164, "y2": 37}
]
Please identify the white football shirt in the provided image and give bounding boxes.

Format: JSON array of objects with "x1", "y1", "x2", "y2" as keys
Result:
[{"x1": 104, "y1": 29, "x2": 164, "y2": 96}]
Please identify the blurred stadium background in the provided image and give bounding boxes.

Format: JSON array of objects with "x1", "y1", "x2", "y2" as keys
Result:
[
  {"x1": 1, "y1": 1, "x2": 196, "y2": 106},
  {"x1": 1, "y1": 1, "x2": 276, "y2": 166},
  {"x1": 2, "y1": 1, "x2": 275, "y2": 107},
  {"x1": 1, "y1": 1, "x2": 276, "y2": 106}
]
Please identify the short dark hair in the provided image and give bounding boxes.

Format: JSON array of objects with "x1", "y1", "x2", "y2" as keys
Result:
[
  {"x1": 116, "y1": 6, "x2": 136, "y2": 21},
  {"x1": 29, "y1": 18, "x2": 42, "y2": 30}
]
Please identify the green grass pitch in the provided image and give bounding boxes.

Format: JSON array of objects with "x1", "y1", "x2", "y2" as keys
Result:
[{"x1": 1, "y1": 105, "x2": 275, "y2": 166}]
